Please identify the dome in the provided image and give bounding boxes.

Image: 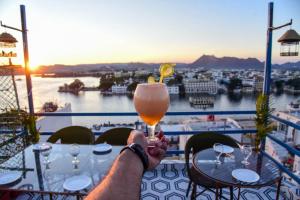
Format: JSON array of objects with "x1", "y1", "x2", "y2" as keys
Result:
[
  {"x1": 278, "y1": 29, "x2": 300, "y2": 43},
  {"x1": 0, "y1": 32, "x2": 18, "y2": 43}
]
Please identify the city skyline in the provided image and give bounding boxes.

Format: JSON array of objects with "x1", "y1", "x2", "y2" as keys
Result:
[{"x1": 0, "y1": 0, "x2": 299, "y2": 69}]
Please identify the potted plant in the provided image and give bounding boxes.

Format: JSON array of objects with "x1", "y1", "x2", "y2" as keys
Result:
[
  {"x1": 0, "y1": 109, "x2": 39, "y2": 145},
  {"x1": 254, "y1": 94, "x2": 273, "y2": 151},
  {"x1": 20, "y1": 111, "x2": 40, "y2": 144}
]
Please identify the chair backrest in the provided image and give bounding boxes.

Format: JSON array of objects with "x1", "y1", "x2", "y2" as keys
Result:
[
  {"x1": 47, "y1": 126, "x2": 94, "y2": 144},
  {"x1": 184, "y1": 132, "x2": 239, "y2": 177},
  {"x1": 95, "y1": 127, "x2": 133, "y2": 145}
]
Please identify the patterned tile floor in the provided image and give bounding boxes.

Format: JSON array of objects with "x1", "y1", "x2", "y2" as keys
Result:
[
  {"x1": 141, "y1": 164, "x2": 289, "y2": 200},
  {"x1": 15, "y1": 163, "x2": 296, "y2": 200}
]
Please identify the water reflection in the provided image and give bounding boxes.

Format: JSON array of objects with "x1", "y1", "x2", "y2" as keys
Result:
[
  {"x1": 15, "y1": 76, "x2": 299, "y2": 114},
  {"x1": 227, "y1": 92, "x2": 243, "y2": 102}
]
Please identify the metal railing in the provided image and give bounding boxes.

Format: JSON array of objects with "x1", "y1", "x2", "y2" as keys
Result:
[
  {"x1": 33, "y1": 110, "x2": 300, "y2": 184},
  {"x1": 36, "y1": 110, "x2": 258, "y2": 137}
]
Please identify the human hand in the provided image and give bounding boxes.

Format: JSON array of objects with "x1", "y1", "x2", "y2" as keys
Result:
[{"x1": 127, "y1": 130, "x2": 168, "y2": 170}]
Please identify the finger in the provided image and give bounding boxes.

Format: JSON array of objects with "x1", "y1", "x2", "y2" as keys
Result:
[
  {"x1": 148, "y1": 148, "x2": 158, "y2": 156},
  {"x1": 155, "y1": 141, "x2": 163, "y2": 148},
  {"x1": 149, "y1": 147, "x2": 166, "y2": 159},
  {"x1": 148, "y1": 147, "x2": 161, "y2": 157},
  {"x1": 148, "y1": 141, "x2": 156, "y2": 147},
  {"x1": 161, "y1": 142, "x2": 168, "y2": 151},
  {"x1": 148, "y1": 157, "x2": 160, "y2": 170},
  {"x1": 156, "y1": 131, "x2": 164, "y2": 139},
  {"x1": 155, "y1": 148, "x2": 166, "y2": 160},
  {"x1": 161, "y1": 136, "x2": 169, "y2": 144}
]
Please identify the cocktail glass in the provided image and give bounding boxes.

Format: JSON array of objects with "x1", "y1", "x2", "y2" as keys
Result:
[
  {"x1": 69, "y1": 144, "x2": 80, "y2": 165},
  {"x1": 133, "y1": 83, "x2": 170, "y2": 142},
  {"x1": 213, "y1": 143, "x2": 223, "y2": 164},
  {"x1": 40, "y1": 143, "x2": 52, "y2": 167},
  {"x1": 240, "y1": 145, "x2": 252, "y2": 165}
]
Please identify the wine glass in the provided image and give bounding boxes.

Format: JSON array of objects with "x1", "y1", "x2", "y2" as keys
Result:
[
  {"x1": 40, "y1": 143, "x2": 52, "y2": 166},
  {"x1": 213, "y1": 143, "x2": 224, "y2": 164},
  {"x1": 133, "y1": 83, "x2": 170, "y2": 142},
  {"x1": 240, "y1": 145, "x2": 252, "y2": 165},
  {"x1": 69, "y1": 144, "x2": 80, "y2": 165}
]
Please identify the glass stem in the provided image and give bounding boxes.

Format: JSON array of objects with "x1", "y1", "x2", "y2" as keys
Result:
[
  {"x1": 217, "y1": 153, "x2": 222, "y2": 161},
  {"x1": 147, "y1": 125, "x2": 156, "y2": 141}
]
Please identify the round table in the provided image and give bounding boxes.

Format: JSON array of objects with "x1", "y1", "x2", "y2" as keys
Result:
[{"x1": 192, "y1": 148, "x2": 282, "y2": 200}]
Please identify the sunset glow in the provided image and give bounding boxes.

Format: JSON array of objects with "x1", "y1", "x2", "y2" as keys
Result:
[
  {"x1": 28, "y1": 63, "x2": 39, "y2": 70},
  {"x1": 0, "y1": 0, "x2": 299, "y2": 66}
]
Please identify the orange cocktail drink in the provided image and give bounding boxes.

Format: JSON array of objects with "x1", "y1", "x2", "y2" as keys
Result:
[{"x1": 134, "y1": 83, "x2": 170, "y2": 141}]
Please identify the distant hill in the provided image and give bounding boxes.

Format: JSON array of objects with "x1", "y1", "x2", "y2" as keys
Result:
[
  {"x1": 189, "y1": 55, "x2": 264, "y2": 70},
  {"x1": 273, "y1": 61, "x2": 300, "y2": 70},
  {"x1": 11, "y1": 54, "x2": 299, "y2": 75},
  {"x1": 32, "y1": 62, "x2": 189, "y2": 74},
  {"x1": 189, "y1": 55, "x2": 300, "y2": 70}
]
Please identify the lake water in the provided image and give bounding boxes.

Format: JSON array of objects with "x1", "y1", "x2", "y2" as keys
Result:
[{"x1": 14, "y1": 76, "x2": 299, "y2": 126}]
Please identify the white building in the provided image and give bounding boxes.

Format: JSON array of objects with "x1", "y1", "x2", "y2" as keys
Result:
[
  {"x1": 242, "y1": 79, "x2": 254, "y2": 86},
  {"x1": 212, "y1": 70, "x2": 223, "y2": 82},
  {"x1": 242, "y1": 84, "x2": 254, "y2": 93},
  {"x1": 269, "y1": 111, "x2": 300, "y2": 174},
  {"x1": 167, "y1": 86, "x2": 179, "y2": 95},
  {"x1": 184, "y1": 79, "x2": 218, "y2": 94},
  {"x1": 114, "y1": 71, "x2": 122, "y2": 78},
  {"x1": 254, "y1": 76, "x2": 264, "y2": 92},
  {"x1": 186, "y1": 72, "x2": 195, "y2": 79},
  {"x1": 135, "y1": 70, "x2": 149, "y2": 76},
  {"x1": 111, "y1": 85, "x2": 127, "y2": 94}
]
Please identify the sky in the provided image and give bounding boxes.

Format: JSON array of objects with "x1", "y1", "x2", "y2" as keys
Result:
[{"x1": 0, "y1": 0, "x2": 299, "y2": 69}]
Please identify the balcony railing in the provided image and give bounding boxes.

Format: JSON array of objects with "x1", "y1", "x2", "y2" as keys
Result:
[{"x1": 27, "y1": 110, "x2": 300, "y2": 185}]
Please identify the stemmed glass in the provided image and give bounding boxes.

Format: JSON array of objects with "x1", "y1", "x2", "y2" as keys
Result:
[
  {"x1": 240, "y1": 145, "x2": 252, "y2": 165},
  {"x1": 213, "y1": 143, "x2": 224, "y2": 164},
  {"x1": 69, "y1": 144, "x2": 80, "y2": 165},
  {"x1": 133, "y1": 83, "x2": 170, "y2": 142},
  {"x1": 40, "y1": 143, "x2": 52, "y2": 166}
]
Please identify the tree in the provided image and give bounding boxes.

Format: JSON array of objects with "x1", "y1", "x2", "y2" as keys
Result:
[
  {"x1": 99, "y1": 75, "x2": 115, "y2": 91},
  {"x1": 286, "y1": 78, "x2": 300, "y2": 90},
  {"x1": 174, "y1": 73, "x2": 183, "y2": 84},
  {"x1": 166, "y1": 79, "x2": 176, "y2": 86},
  {"x1": 69, "y1": 79, "x2": 84, "y2": 90},
  {"x1": 127, "y1": 82, "x2": 139, "y2": 92},
  {"x1": 274, "y1": 80, "x2": 284, "y2": 91},
  {"x1": 227, "y1": 78, "x2": 242, "y2": 91},
  {"x1": 99, "y1": 81, "x2": 114, "y2": 91},
  {"x1": 178, "y1": 84, "x2": 185, "y2": 96},
  {"x1": 255, "y1": 94, "x2": 273, "y2": 151},
  {"x1": 115, "y1": 77, "x2": 125, "y2": 85}
]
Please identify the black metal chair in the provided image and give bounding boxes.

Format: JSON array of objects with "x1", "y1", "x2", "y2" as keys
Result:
[
  {"x1": 185, "y1": 132, "x2": 239, "y2": 199},
  {"x1": 47, "y1": 126, "x2": 94, "y2": 144},
  {"x1": 95, "y1": 127, "x2": 133, "y2": 145}
]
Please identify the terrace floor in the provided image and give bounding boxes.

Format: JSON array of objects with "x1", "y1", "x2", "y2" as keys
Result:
[{"x1": 15, "y1": 163, "x2": 298, "y2": 200}]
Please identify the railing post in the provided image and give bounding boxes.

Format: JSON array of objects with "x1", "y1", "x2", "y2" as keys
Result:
[{"x1": 20, "y1": 5, "x2": 34, "y2": 115}]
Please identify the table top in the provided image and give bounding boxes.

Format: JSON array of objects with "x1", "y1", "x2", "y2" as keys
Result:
[
  {"x1": 0, "y1": 144, "x2": 122, "y2": 195},
  {"x1": 193, "y1": 148, "x2": 281, "y2": 187}
]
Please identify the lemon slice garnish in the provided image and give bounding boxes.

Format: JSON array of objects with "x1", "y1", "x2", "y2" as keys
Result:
[
  {"x1": 159, "y1": 63, "x2": 176, "y2": 83},
  {"x1": 147, "y1": 76, "x2": 156, "y2": 84}
]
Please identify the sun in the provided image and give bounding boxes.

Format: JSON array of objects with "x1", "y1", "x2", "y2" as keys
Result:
[
  {"x1": 29, "y1": 63, "x2": 39, "y2": 70},
  {"x1": 29, "y1": 58, "x2": 42, "y2": 71}
]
